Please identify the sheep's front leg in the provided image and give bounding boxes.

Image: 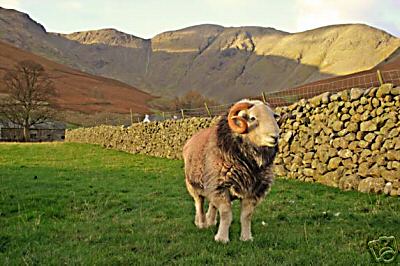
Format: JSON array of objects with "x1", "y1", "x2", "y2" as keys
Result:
[
  {"x1": 240, "y1": 198, "x2": 257, "y2": 241},
  {"x1": 213, "y1": 198, "x2": 232, "y2": 243}
]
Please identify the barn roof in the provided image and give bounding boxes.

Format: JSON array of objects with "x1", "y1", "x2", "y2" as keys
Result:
[{"x1": 0, "y1": 120, "x2": 66, "y2": 130}]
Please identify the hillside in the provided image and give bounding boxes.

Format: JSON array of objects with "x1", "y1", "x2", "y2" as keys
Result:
[
  {"x1": 0, "y1": 7, "x2": 399, "y2": 102},
  {"x1": 0, "y1": 41, "x2": 154, "y2": 114},
  {"x1": 270, "y1": 48, "x2": 400, "y2": 105}
]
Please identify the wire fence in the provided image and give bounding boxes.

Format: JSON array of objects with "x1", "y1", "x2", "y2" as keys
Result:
[
  {"x1": 265, "y1": 69, "x2": 400, "y2": 107},
  {"x1": 158, "y1": 69, "x2": 400, "y2": 120},
  {"x1": 78, "y1": 69, "x2": 399, "y2": 126}
]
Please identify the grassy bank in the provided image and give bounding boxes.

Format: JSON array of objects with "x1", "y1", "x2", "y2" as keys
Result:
[{"x1": 0, "y1": 143, "x2": 399, "y2": 265}]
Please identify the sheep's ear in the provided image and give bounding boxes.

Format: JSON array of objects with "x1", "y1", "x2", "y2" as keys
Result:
[
  {"x1": 239, "y1": 110, "x2": 249, "y2": 120},
  {"x1": 276, "y1": 113, "x2": 288, "y2": 126}
]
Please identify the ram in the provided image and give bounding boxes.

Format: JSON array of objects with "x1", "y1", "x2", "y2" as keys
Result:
[{"x1": 183, "y1": 99, "x2": 280, "y2": 243}]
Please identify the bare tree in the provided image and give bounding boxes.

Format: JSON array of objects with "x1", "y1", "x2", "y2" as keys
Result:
[
  {"x1": 171, "y1": 90, "x2": 219, "y2": 110},
  {"x1": 0, "y1": 60, "x2": 57, "y2": 141}
]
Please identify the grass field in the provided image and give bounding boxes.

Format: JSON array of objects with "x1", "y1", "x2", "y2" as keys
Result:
[{"x1": 0, "y1": 143, "x2": 399, "y2": 265}]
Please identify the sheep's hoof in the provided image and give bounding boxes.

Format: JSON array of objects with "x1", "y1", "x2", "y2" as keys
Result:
[
  {"x1": 240, "y1": 235, "x2": 254, "y2": 242},
  {"x1": 214, "y1": 234, "x2": 229, "y2": 243},
  {"x1": 195, "y1": 221, "x2": 206, "y2": 229},
  {"x1": 205, "y1": 218, "x2": 217, "y2": 227}
]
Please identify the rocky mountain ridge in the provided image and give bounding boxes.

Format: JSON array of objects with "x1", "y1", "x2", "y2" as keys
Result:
[{"x1": 0, "y1": 7, "x2": 399, "y2": 102}]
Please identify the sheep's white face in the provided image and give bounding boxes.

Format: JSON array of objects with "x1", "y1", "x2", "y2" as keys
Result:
[{"x1": 237, "y1": 101, "x2": 280, "y2": 148}]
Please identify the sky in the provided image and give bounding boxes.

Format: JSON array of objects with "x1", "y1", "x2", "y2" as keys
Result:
[{"x1": 0, "y1": 0, "x2": 399, "y2": 38}]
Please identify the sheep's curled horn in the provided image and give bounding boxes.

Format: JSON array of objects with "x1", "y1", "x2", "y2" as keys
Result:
[{"x1": 228, "y1": 102, "x2": 254, "y2": 134}]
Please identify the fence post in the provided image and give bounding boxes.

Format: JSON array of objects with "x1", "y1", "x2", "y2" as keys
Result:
[
  {"x1": 181, "y1": 109, "x2": 185, "y2": 119},
  {"x1": 261, "y1": 91, "x2": 267, "y2": 103},
  {"x1": 204, "y1": 102, "x2": 212, "y2": 117},
  {"x1": 130, "y1": 108, "x2": 133, "y2": 124},
  {"x1": 377, "y1": 70, "x2": 384, "y2": 85}
]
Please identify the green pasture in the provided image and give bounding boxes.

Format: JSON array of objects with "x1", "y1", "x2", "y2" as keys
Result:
[{"x1": 0, "y1": 143, "x2": 399, "y2": 265}]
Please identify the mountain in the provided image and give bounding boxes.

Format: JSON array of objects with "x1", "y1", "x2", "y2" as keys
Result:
[
  {"x1": 0, "y1": 40, "x2": 153, "y2": 115},
  {"x1": 267, "y1": 49, "x2": 400, "y2": 107},
  {"x1": 0, "y1": 7, "x2": 399, "y2": 102},
  {"x1": 60, "y1": 28, "x2": 146, "y2": 48}
]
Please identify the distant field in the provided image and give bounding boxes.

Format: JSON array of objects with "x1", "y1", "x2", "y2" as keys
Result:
[{"x1": 0, "y1": 143, "x2": 399, "y2": 265}]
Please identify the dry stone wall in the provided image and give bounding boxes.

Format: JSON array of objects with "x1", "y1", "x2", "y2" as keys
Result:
[
  {"x1": 66, "y1": 84, "x2": 400, "y2": 196},
  {"x1": 274, "y1": 84, "x2": 400, "y2": 196},
  {"x1": 66, "y1": 117, "x2": 219, "y2": 159}
]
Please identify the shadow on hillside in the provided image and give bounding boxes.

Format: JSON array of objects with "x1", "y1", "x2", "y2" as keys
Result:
[
  {"x1": 375, "y1": 47, "x2": 400, "y2": 69},
  {"x1": 146, "y1": 49, "x2": 334, "y2": 102},
  {"x1": 2, "y1": 32, "x2": 335, "y2": 104}
]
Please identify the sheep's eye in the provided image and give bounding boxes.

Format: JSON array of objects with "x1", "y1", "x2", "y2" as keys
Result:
[
  {"x1": 249, "y1": 116, "x2": 256, "y2": 122},
  {"x1": 274, "y1": 113, "x2": 281, "y2": 120}
]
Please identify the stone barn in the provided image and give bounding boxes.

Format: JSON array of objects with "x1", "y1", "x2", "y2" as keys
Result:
[{"x1": 0, "y1": 121, "x2": 66, "y2": 142}]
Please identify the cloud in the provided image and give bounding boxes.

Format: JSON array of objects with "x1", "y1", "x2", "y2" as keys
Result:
[
  {"x1": 294, "y1": 0, "x2": 399, "y2": 35},
  {"x1": 204, "y1": 0, "x2": 253, "y2": 8},
  {"x1": 295, "y1": 0, "x2": 373, "y2": 30},
  {"x1": 0, "y1": 0, "x2": 21, "y2": 9},
  {"x1": 59, "y1": 1, "x2": 83, "y2": 11}
]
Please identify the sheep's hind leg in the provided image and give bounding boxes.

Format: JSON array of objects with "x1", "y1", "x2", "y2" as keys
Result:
[
  {"x1": 193, "y1": 195, "x2": 206, "y2": 228},
  {"x1": 185, "y1": 179, "x2": 206, "y2": 228},
  {"x1": 205, "y1": 203, "x2": 217, "y2": 227}
]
